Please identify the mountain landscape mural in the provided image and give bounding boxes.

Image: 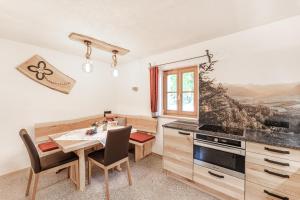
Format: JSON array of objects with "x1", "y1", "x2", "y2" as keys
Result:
[
  {"x1": 225, "y1": 83, "x2": 300, "y2": 116},
  {"x1": 198, "y1": 63, "x2": 300, "y2": 134}
]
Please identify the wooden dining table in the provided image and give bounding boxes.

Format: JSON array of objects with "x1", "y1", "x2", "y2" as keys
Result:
[{"x1": 48, "y1": 126, "x2": 136, "y2": 191}]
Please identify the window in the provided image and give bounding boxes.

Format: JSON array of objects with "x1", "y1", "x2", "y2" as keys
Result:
[{"x1": 163, "y1": 66, "x2": 198, "y2": 117}]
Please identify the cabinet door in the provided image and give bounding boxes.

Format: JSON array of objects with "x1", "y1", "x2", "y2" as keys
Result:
[
  {"x1": 246, "y1": 142, "x2": 300, "y2": 162},
  {"x1": 163, "y1": 128, "x2": 193, "y2": 179},
  {"x1": 246, "y1": 161, "x2": 300, "y2": 197},
  {"x1": 246, "y1": 151, "x2": 300, "y2": 174},
  {"x1": 246, "y1": 181, "x2": 297, "y2": 200},
  {"x1": 194, "y1": 165, "x2": 244, "y2": 200}
]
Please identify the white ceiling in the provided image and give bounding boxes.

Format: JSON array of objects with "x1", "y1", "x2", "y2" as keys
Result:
[{"x1": 0, "y1": 0, "x2": 300, "y2": 64}]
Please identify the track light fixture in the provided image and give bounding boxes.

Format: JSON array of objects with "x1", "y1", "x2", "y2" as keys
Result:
[
  {"x1": 111, "y1": 50, "x2": 119, "y2": 77},
  {"x1": 69, "y1": 33, "x2": 130, "y2": 76},
  {"x1": 82, "y1": 41, "x2": 93, "y2": 73}
]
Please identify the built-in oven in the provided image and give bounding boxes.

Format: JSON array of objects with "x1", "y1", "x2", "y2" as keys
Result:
[{"x1": 193, "y1": 132, "x2": 245, "y2": 179}]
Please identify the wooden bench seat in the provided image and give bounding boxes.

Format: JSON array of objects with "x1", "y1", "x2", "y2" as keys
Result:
[
  {"x1": 129, "y1": 131, "x2": 155, "y2": 161},
  {"x1": 130, "y1": 138, "x2": 155, "y2": 161}
]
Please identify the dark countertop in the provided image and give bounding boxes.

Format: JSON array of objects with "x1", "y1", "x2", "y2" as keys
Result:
[
  {"x1": 163, "y1": 121, "x2": 300, "y2": 150},
  {"x1": 245, "y1": 129, "x2": 300, "y2": 150}
]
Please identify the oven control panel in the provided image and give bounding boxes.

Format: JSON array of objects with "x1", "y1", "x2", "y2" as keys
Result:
[{"x1": 194, "y1": 132, "x2": 245, "y2": 149}]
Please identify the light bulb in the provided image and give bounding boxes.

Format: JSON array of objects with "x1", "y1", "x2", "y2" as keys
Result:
[
  {"x1": 112, "y1": 68, "x2": 119, "y2": 77},
  {"x1": 82, "y1": 59, "x2": 93, "y2": 73}
]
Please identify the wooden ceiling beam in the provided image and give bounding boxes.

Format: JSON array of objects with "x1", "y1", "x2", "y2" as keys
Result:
[{"x1": 69, "y1": 32, "x2": 130, "y2": 55}]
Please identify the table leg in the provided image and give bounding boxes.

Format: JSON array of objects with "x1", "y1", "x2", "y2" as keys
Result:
[
  {"x1": 75, "y1": 149, "x2": 85, "y2": 191},
  {"x1": 69, "y1": 165, "x2": 77, "y2": 187}
]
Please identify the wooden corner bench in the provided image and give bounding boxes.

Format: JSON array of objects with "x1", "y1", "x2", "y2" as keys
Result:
[{"x1": 34, "y1": 114, "x2": 158, "y2": 161}]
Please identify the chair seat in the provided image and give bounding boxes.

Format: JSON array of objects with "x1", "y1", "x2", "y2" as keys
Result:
[
  {"x1": 40, "y1": 151, "x2": 78, "y2": 171},
  {"x1": 88, "y1": 149, "x2": 105, "y2": 165}
]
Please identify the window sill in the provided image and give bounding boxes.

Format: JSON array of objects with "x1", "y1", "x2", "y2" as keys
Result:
[{"x1": 159, "y1": 115, "x2": 198, "y2": 121}]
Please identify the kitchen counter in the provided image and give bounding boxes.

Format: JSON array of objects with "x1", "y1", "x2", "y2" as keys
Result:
[{"x1": 163, "y1": 121, "x2": 300, "y2": 149}]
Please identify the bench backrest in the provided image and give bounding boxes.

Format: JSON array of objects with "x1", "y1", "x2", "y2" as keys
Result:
[
  {"x1": 34, "y1": 114, "x2": 158, "y2": 142},
  {"x1": 118, "y1": 114, "x2": 157, "y2": 134}
]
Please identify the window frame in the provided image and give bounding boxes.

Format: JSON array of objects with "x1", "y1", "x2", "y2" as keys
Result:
[{"x1": 163, "y1": 66, "x2": 198, "y2": 117}]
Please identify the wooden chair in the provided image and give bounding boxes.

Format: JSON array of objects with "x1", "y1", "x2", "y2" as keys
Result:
[
  {"x1": 19, "y1": 129, "x2": 79, "y2": 200},
  {"x1": 88, "y1": 126, "x2": 133, "y2": 200}
]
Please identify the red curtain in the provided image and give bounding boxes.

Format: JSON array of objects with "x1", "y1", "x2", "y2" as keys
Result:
[{"x1": 150, "y1": 66, "x2": 159, "y2": 117}]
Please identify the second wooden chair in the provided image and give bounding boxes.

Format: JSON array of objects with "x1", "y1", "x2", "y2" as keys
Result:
[{"x1": 88, "y1": 126, "x2": 133, "y2": 200}]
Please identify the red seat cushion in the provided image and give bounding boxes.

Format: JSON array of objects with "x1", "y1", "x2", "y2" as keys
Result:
[
  {"x1": 38, "y1": 141, "x2": 59, "y2": 152},
  {"x1": 130, "y1": 132, "x2": 155, "y2": 143}
]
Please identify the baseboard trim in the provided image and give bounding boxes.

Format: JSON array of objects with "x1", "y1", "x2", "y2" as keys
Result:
[
  {"x1": 0, "y1": 153, "x2": 162, "y2": 178},
  {"x1": 151, "y1": 152, "x2": 162, "y2": 158},
  {"x1": 0, "y1": 167, "x2": 29, "y2": 178}
]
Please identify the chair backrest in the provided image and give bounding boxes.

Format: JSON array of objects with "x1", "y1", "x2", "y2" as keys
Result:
[
  {"x1": 19, "y1": 129, "x2": 41, "y2": 173},
  {"x1": 104, "y1": 126, "x2": 132, "y2": 166}
]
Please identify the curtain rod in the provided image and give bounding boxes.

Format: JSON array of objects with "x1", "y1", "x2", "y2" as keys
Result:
[{"x1": 149, "y1": 50, "x2": 213, "y2": 68}]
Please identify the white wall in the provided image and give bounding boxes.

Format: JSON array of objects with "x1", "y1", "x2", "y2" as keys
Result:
[
  {"x1": 113, "y1": 16, "x2": 300, "y2": 155},
  {"x1": 0, "y1": 38, "x2": 116, "y2": 176},
  {"x1": 2, "y1": 15, "x2": 300, "y2": 175}
]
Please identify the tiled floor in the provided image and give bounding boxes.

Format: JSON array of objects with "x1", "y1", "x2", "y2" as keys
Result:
[{"x1": 0, "y1": 154, "x2": 217, "y2": 200}]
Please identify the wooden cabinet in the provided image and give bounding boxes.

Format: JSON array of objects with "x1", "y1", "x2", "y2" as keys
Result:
[
  {"x1": 246, "y1": 181, "x2": 297, "y2": 200},
  {"x1": 163, "y1": 128, "x2": 193, "y2": 179},
  {"x1": 247, "y1": 142, "x2": 300, "y2": 162},
  {"x1": 162, "y1": 129, "x2": 300, "y2": 200},
  {"x1": 246, "y1": 162, "x2": 300, "y2": 197},
  {"x1": 194, "y1": 165, "x2": 244, "y2": 200},
  {"x1": 246, "y1": 142, "x2": 300, "y2": 200},
  {"x1": 246, "y1": 151, "x2": 300, "y2": 173}
]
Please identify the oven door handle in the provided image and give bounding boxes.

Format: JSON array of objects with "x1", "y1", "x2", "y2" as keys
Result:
[{"x1": 194, "y1": 140, "x2": 245, "y2": 156}]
